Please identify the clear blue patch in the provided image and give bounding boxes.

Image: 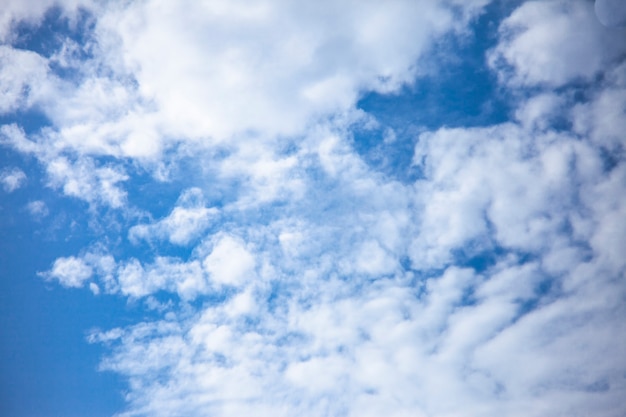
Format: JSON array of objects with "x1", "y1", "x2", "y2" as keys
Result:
[
  {"x1": 0, "y1": 193, "x2": 128, "y2": 417},
  {"x1": 0, "y1": 145, "x2": 141, "y2": 417}
]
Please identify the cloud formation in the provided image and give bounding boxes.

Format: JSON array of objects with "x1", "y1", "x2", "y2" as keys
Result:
[
  {"x1": 1, "y1": 167, "x2": 26, "y2": 192},
  {"x1": 489, "y1": 0, "x2": 626, "y2": 87},
  {"x1": 129, "y1": 188, "x2": 218, "y2": 246},
  {"x1": 1, "y1": 1, "x2": 625, "y2": 416},
  {"x1": 42, "y1": 256, "x2": 93, "y2": 288}
]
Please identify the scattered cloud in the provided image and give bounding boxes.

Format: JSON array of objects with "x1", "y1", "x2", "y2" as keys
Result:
[
  {"x1": 5, "y1": 0, "x2": 626, "y2": 416},
  {"x1": 41, "y1": 256, "x2": 93, "y2": 288},
  {"x1": 202, "y1": 234, "x2": 256, "y2": 287},
  {"x1": 129, "y1": 188, "x2": 218, "y2": 246},
  {"x1": 45, "y1": 156, "x2": 128, "y2": 208},
  {"x1": 116, "y1": 257, "x2": 207, "y2": 301},
  {"x1": 0, "y1": 0, "x2": 94, "y2": 42},
  {"x1": 489, "y1": 0, "x2": 626, "y2": 87},
  {"x1": 0, "y1": 45, "x2": 51, "y2": 113},
  {"x1": 1, "y1": 167, "x2": 26, "y2": 192},
  {"x1": 26, "y1": 199, "x2": 49, "y2": 218}
]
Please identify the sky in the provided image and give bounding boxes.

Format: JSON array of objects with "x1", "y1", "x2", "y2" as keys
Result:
[{"x1": 0, "y1": 0, "x2": 625, "y2": 416}]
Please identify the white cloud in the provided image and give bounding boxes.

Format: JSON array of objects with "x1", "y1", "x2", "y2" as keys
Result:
[
  {"x1": 409, "y1": 119, "x2": 618, "y2": 269},
  {"x1": 88, "y1": 0, "x2": 485, "y2": 145},
  {"x1": 0, "y1": 0, "x2": 489, "y2": 162},
  {"x1": 129, "y1": 188, "x2": 218, "y2": 246},
  {"x1": 514, "y1": 92, "x2": 565, "y2": 131},
  {"x1": 89, "y1": 252, "x2": 626, "y2": 417},
  {"x1": 6, "y1": 1, "x2": 626, "y2": 417},
  {"x1": 117, "y1": 257, "x2": 208, "y2": 301},
  {"x1": 347, "y1": 239, "x2": 398, "y2": 276},
  {"x1": 43, "y1": 256, "x2": 93, "y2": 288},
  {"x1": 46, "y1": 156, "x2": 128, "y2": 208},
  {"x1": 203, "y1": 235, "x2": 256, "y2": 287},
  {"x1": 26, "y1": 200, "x2": 48, "y2": 218},
  {"x1": 0, "y1": 167, "x2": 26, "y2": 192},
  {"x1": 0, "y1": 0, "x2": 487, "y2": 212},
  {"x1": 0, "y1": 45, "x2": 51, "y2": 113},
  {"x1": 0, "y1": 0, "x2": 94, "y2": 43},
  {"x1": 89, "y1": 282, "x2": 100, "y2": 295},
  {"x1": 0, "y1": 124, "x2": 39, "y2": 154},
  {"x1": 489, "y1": 0, "x2": 626, "y2": 87},
  {"x1": 572, "y1": 61, "x2": 626, "y2": 150}
]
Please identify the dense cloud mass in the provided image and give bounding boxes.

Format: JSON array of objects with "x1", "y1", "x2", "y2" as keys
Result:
[{"x1": 1, "y1": 1, "x2": 625, "y2": 416}]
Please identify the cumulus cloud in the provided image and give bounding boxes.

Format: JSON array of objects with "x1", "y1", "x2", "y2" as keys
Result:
[
  {"x1": 7, "y1": 0, "x2": 626, "y2": 416},
  {"x1": 0, "y1": 45, "x2": 52, "y2": 113},
  {"x1": 0, "y1": 0, "x2": 94, "y2": 42},
  {"x1": 0, "y1": 126, "x2": 130, "y2": 208},
  {"x1": 45, "y1": 156, "x2": 128, "y2": 208},
  {"x1": 489, "y1": 0, "x2": 626, "y2": 87},
  {"x1": 571, "y1": 61, "x2": 626, "y2": 150},
  {"x1": 202, "y1": 235, "x2": 256, "y2": 287},
  {"x1": 0, "y1": 0, "x2": 490, "y2": 160},
  {"x1": 116, "y1": 257, "x2": 207, "y2": 300},
  {"x1": 1, "y1": 167, "x2": 26, "y2": 192},
  {"x1": 129, "y1": 188, "x2": 218, "y2": 246},
  {"x1": 81, "y1": 105, "x2": 625, "y2": 416},
  {"x1": 26, "y1": 200, "x2": 49, "y2": 218},
  {"x1": 42, "y1": 256, "x2": 93, "y2": 288},
  {"x1": 89, "y1": 0, "x2": 487, "y2": 144},
  {"x1": 88, "y1": 255, "x2": 626, "y2": 417}
]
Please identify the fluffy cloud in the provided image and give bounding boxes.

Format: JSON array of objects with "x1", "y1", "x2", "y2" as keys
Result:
[
  {"x1": 489, "y1": 0, "x2": 626, "y2": 87},
  {"x1": 90, "y1": 0, "x2": 487, "y2": 144},
  {"x1": 129, "y1": 188, "x2": 218, "y2": 246},
  {"x1": 26, "y1": 200, "x2": 49, "y2": 218},
  {"x1": 0, "y1": 0, "x2": 94, "y2": 42},
  {"x1": 0, "y1": 167, "x2": 26, "y2": 192},
  {"x1": 117, "y1": 257, "x2": 207, "y2": 300},
  {"x1": 80, "y1": 101, "x2": 625, "y2": 416},
  {"x1": 88, "y1": 254, "x2": 626, "y2": 417},
  {"x1": 42, "y1": 256, "x2": 93, "y2": 288},
  {"x1": 10, "y1": 0, "x2": 626, "y2": 416},
  {"x1": 0, "y1": 0, "x2": 490, "y2": 211},
  {"x1": 202, "y1": 235, "x2": 256, "y2": 287},
  {"x1": 572, "y1": 61, "x2": 626, "y2": 150},
  {"x1": 46, "y1": 156, "x2": 128, "y2": 208},
  {"x1": 0, "y1": 45, "x2": 51, "y2": 113}
]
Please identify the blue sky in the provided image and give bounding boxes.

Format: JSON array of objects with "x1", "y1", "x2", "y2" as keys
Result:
[{"x1": 1, "y1": 1, "x2": 625, "y2": 416}]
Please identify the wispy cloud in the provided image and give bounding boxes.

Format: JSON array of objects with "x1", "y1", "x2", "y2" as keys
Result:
[{"x1": 26, "y1": 200, "x2": 49, "y2": 218}]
